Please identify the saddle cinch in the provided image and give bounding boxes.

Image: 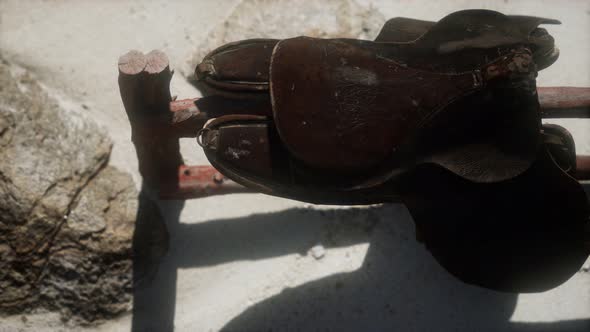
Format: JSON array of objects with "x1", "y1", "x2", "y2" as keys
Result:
[{"x1": 194, "y1": 10, "x2": 589, "y2": 292}]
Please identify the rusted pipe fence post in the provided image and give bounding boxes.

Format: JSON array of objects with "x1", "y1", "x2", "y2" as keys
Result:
[
  {"x1": 119, "y1": 50, "x2": 250, "y2": 199},
  {"x1": 119, "y1": 50, "x2": 183, "y2": 194}
]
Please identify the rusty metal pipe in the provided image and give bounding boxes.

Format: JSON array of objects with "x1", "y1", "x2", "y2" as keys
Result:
[
  {"x1": 160, "y1": 88, "x2": 590, "y2": 139},
  {"x1": 159, "y1": 165, "x2": 254, "y2": 199},
  {"x1": 538, "y1": 87, "x2": 590, "y2": 118}
]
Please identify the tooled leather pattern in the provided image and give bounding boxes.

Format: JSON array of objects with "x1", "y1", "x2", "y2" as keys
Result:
[{"x1": 270, "y1": 37, "x2": 536, "y2": 174}]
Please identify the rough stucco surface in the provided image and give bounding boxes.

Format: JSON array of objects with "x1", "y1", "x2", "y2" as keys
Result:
[
  {"x1": 0, "y1": 0, "x2": 589, "y2": 331},
  {"x1": 185, "y1": 0, "x2": 385, "y2": 77}
]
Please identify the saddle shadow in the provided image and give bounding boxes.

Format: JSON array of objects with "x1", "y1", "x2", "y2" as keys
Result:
[
  {"x1": 217, "y1": 205, "x2": 589, "y2": 332},
  {"x1": 129, "y1": 196, "x2": 589, "y2": 332}
]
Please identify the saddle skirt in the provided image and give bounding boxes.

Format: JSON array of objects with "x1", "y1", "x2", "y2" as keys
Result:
[{"x1": 269, "y1": 36, "x2": 540, "y2": 184}]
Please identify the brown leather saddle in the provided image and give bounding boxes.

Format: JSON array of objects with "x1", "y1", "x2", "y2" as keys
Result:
[{"x1": 194, "y1": 10, "x2": 589, "y2": 292}]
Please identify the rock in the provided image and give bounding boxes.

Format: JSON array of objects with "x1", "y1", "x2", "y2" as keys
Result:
[
  {"x1": 185, "y1": 0, "x2": 385, "y2": 77},
  {"x1": 0, "y1": 58, "x2": 157, "y2": 323},
  {"x1": 309, "y1": 244, "x2": 326, "y2": 260},
  {"x1": 38, "y1": 167, "x2": 138, "y2": 322}
]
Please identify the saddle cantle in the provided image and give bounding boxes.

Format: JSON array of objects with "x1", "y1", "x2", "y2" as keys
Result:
[{"x1": 194, "y1": 10, "x2": 589, "y2": 292}]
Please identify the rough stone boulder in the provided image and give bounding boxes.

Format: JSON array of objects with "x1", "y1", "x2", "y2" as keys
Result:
[{"x1": 0, "y1": 58, "x2": 142, "y2": 322}]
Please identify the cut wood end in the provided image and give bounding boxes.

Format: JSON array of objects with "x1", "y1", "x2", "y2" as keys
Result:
[
  {"x1": 145, "y1": 50, "x2": 170, "y2": 74},
  {"x1": 118, "y1": 50, "x2": 147, "y2": 75}
]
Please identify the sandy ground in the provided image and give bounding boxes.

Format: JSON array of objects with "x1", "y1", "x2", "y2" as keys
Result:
[{"x1": 1, "y1": 0, "x2": 589, "y2": 331}]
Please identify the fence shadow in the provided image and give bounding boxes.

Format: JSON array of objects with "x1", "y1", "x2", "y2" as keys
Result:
[{"x1": 130, "y1": 196, "x2": 589, "y2": 332}]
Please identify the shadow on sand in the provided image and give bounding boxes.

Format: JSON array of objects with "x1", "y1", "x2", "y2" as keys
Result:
[{"x1": 129, "y1": 186, "x2": 589, "y2": 332}]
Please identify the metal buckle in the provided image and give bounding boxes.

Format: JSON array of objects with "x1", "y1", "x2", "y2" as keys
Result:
[{"x1": 196, "y1": 127, "x2": 210, "y2": 148}]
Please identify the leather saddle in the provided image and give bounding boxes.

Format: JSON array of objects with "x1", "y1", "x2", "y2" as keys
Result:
[{"x1": 195, "y1": 10, "x2": 589, "y2": 292}]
